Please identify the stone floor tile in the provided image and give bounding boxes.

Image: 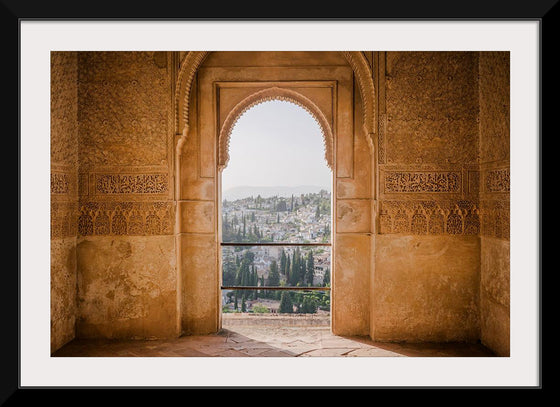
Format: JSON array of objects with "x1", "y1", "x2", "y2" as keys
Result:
[
  {"x1": 169, "y1": 348, "x2": 210, "y2": 357},
  {"x1": 345, "y1": 348, "x2": 405, "y2": 357},
  {"x1": 212, "y1": 349, "x2": 255, "y2": 357},
  {"x1": 257, "y1": 349, "x2": 294, "y2": 357},
  {"x1": 299, "y1": 348, "x2": 358, "y2": 357},
  {"x1": 52, "y1": 322, "x2": 496, "y2": 358}
]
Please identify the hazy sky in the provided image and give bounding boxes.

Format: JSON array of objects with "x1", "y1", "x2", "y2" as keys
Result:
[{"x1": 221, "y1": 100, "x2": 332, "y2": 192}]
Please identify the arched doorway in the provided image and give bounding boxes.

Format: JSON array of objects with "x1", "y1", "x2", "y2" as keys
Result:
[
  {"x1": 175, "y1": 51, "x2": 375, "y2": 337},
  {"x1": 219, "y1": 98, "x2": 333, "y2": 325}
]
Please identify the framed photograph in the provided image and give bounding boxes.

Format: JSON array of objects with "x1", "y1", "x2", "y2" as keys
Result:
[{"x1": 12, "y1": 3, "x2": 547, "y2": 396}]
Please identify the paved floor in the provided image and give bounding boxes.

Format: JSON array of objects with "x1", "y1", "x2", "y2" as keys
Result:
[{"x1": 53, "y1": 321, "x2": 496, "y2": 357}]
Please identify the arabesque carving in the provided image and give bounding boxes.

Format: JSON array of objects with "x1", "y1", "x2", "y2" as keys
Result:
[
  {"x1": 51, "y1": 202, "x2": 78, "y2": 239},
  {"x1": 384, "y1": 171, "x2": 461, "y2": 193},
  {"x1": 78, "y1": 202, "x2": 174, "y2": 236},
  {"x1": 378, "y1": 113, "x2": 387, "y2": 164},
  {"x1": 484, "y1": 168, "x2": 510, "y2": 193},
  {"x1": 51, "y1": 173, "x2": 70, "y2": 194},
  {"x1": 78, "y1": 51, "x2": 172, "y2": 169},
  {"x1": 175, "y1": 51, "x2": 375, "y2": 142},
  {"x1": 384, "y1": 51, "x2": 478, "y2": 165},
  {"x1": 379, "y1": 200, "x2": 480, "y2": 236},
  {"x1": 480, "y1": 200, "x2": 510, "y2": 240},
  {"x1": 94, "y1": 173, "x2": 169, "y2": 194}
]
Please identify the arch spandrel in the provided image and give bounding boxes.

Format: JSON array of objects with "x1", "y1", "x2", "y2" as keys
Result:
[
  {"x1": 217, "y1": 87, "x2": 334, "y2": 171},
  {"x1": 175, "y1": 51, "x2": 375, "y2": 149}
]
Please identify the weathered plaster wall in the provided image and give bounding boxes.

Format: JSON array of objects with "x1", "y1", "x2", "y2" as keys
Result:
[
  {"x1": 374, "y1": 235, "x2": 480, "y2": 342},
  {"x1": 332, "y1": 78, "x2": 373, "y2": 336},
  {"x1": 51, "y1": 52, "x2": 79, "y2": 353},
  {"x1": 373, "y1": 52, "x2": 481, "y2": 342},
  {"x1": 479, "y1": 51, "x2": 510, "y2": 356},
  {"x1": 76, "y1": 236, "x2": 177, "y2": 338},
  {"x1": 76, "y1": 51, "x2": 179, "y2": 339}
]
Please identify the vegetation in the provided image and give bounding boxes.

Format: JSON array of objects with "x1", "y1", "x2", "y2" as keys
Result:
[{"x1": 222, "y1": 191, "x2": 331, "y2": 314}]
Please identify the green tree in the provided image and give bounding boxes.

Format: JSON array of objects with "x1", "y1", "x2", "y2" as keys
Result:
[
  {"x1": 291, "y1": 194, "x2": 294, "y2": 212},
  {"x1": 251, "y1": 304, "x2": 269, "y2": 313},
  {"x1": 301, "y1": 294, "x2": 318, "y2": 314},
  {"x1": 278, "y1": 291, "x2": 293, "y2": 313},
  {"x1": 280, "y1": 250, "x2": 287, "y2": 279},
  {"x1": 222, "y1": 258, "x2": 237, "y2": 286},
  {"x1": 276, "y1": 200, "x2": 287, "y2": 212},
  {"x1": 323, "y1": 267, "x2": 330, "y2": 286},
  {"x1": 267, "y1": 260, "x2": 280, "y2": 287},
  {"x1": 306, "y1": 250, "x2": 315, "y2": 285},
  {"x1": 285, "y1": 255, "x2": 291, "y2": 284},
  {"x1": 289, "y1": 250, "x2": 298, "y2": 286}
]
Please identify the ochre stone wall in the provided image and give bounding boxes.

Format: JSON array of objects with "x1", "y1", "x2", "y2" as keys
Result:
[
  {"x1": 478, "y1": 51, "x2": 510, "y2": 356},
  {"x1": 372, "y1": 52, "x2": 482, "y2": 342},
  {"x1": 75, "y1": 51, "x2": 180, "y2": 340},
  {"x1": 373, "y1": 235, "x2": 480, "y2": 342},
  {"x1": 51, "y1": 52, "x2": 79, "y2": 353}
]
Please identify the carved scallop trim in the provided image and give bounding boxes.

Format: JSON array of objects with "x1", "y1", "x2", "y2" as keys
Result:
[
  {"x1": 218, "y1": 87, "x2": 334, "y2": 171},
  {"x1": 175, "y1": 51, "x2": 375, "y2": 139},
  {"x1": 174, "y1": 51, "x2": 210, "y2": 132},
  {"x1": 340, "y1": 51, "x2": 375, "y2": 136}
]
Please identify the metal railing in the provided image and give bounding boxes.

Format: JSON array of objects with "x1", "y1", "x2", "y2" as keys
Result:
[{"x1": 220, "y1": 241, "x2": 331, "y2": 292}]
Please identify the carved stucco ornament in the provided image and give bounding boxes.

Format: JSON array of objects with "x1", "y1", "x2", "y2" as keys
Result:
[{"x1": 175, "y1": 51, "x2": 376, "y2": 155}]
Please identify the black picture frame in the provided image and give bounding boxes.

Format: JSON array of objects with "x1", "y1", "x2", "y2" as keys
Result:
[{"x1": 8, "y1": 0, "x2": 550, "y2": 400}]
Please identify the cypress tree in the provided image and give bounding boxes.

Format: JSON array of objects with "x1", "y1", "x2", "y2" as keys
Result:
[
  {"x1": 267, "y1": 260, "x2": 280, "y2": 287},
  {"x1": 280, "y1": 250, "x2": 287, "y2": 278},
  {"x1": 285, "y1": 255, "x2": 291, "y2": 284},
  {"x1": 278, "y1": 291, "x2": 293, "y2": 313},
  {"x1": 291, "y1": 194, "x2": 294, "y2": 212},
  {"x1": 323, "y1": 267, "x2": 330, "y2": 286},
  {"x1": 306, "y1": 250, "x2": 315, "y2": 285},
  {"x1": 241, "y1": 294, "x2": 247, "y2": 312}
]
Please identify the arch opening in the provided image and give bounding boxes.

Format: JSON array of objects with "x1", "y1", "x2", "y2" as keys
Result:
[
  {"x1": 219, "y1": 99, "x2": 333, "y2": 325},
  {"x1": 219, "y1": 87, "x2": 334, "y2": 171}
]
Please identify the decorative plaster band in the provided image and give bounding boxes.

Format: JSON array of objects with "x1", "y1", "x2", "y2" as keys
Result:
[
  {"x1": 484, "y1": 168, "x2": 510, "y2": 193},
  {"x1": 383, "y1": 171, "x2": 462, "y2": 193},
  {"x1": 51, "y1": 173, "x2": 70, "y2": 194},
  {"x1": 93, "y1": 173, "x2": 169, "y2": 195},
  {"x1": 78, "y1": 201, "x2": 174, "y2": 236},
  {"x1": 480, "y1": 199, "x2": 510, "y2": 240},
  {"x1": 51, "y1": 201, "x2": 78, "y2": 239},
  {"x1": 378, "y1": 199, "x2": 479, "y2": 235}
]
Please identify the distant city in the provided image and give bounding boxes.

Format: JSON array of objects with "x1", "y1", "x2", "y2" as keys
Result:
[{"x1": 221, "y1": 188, "x2": 332, "y2": 314}]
